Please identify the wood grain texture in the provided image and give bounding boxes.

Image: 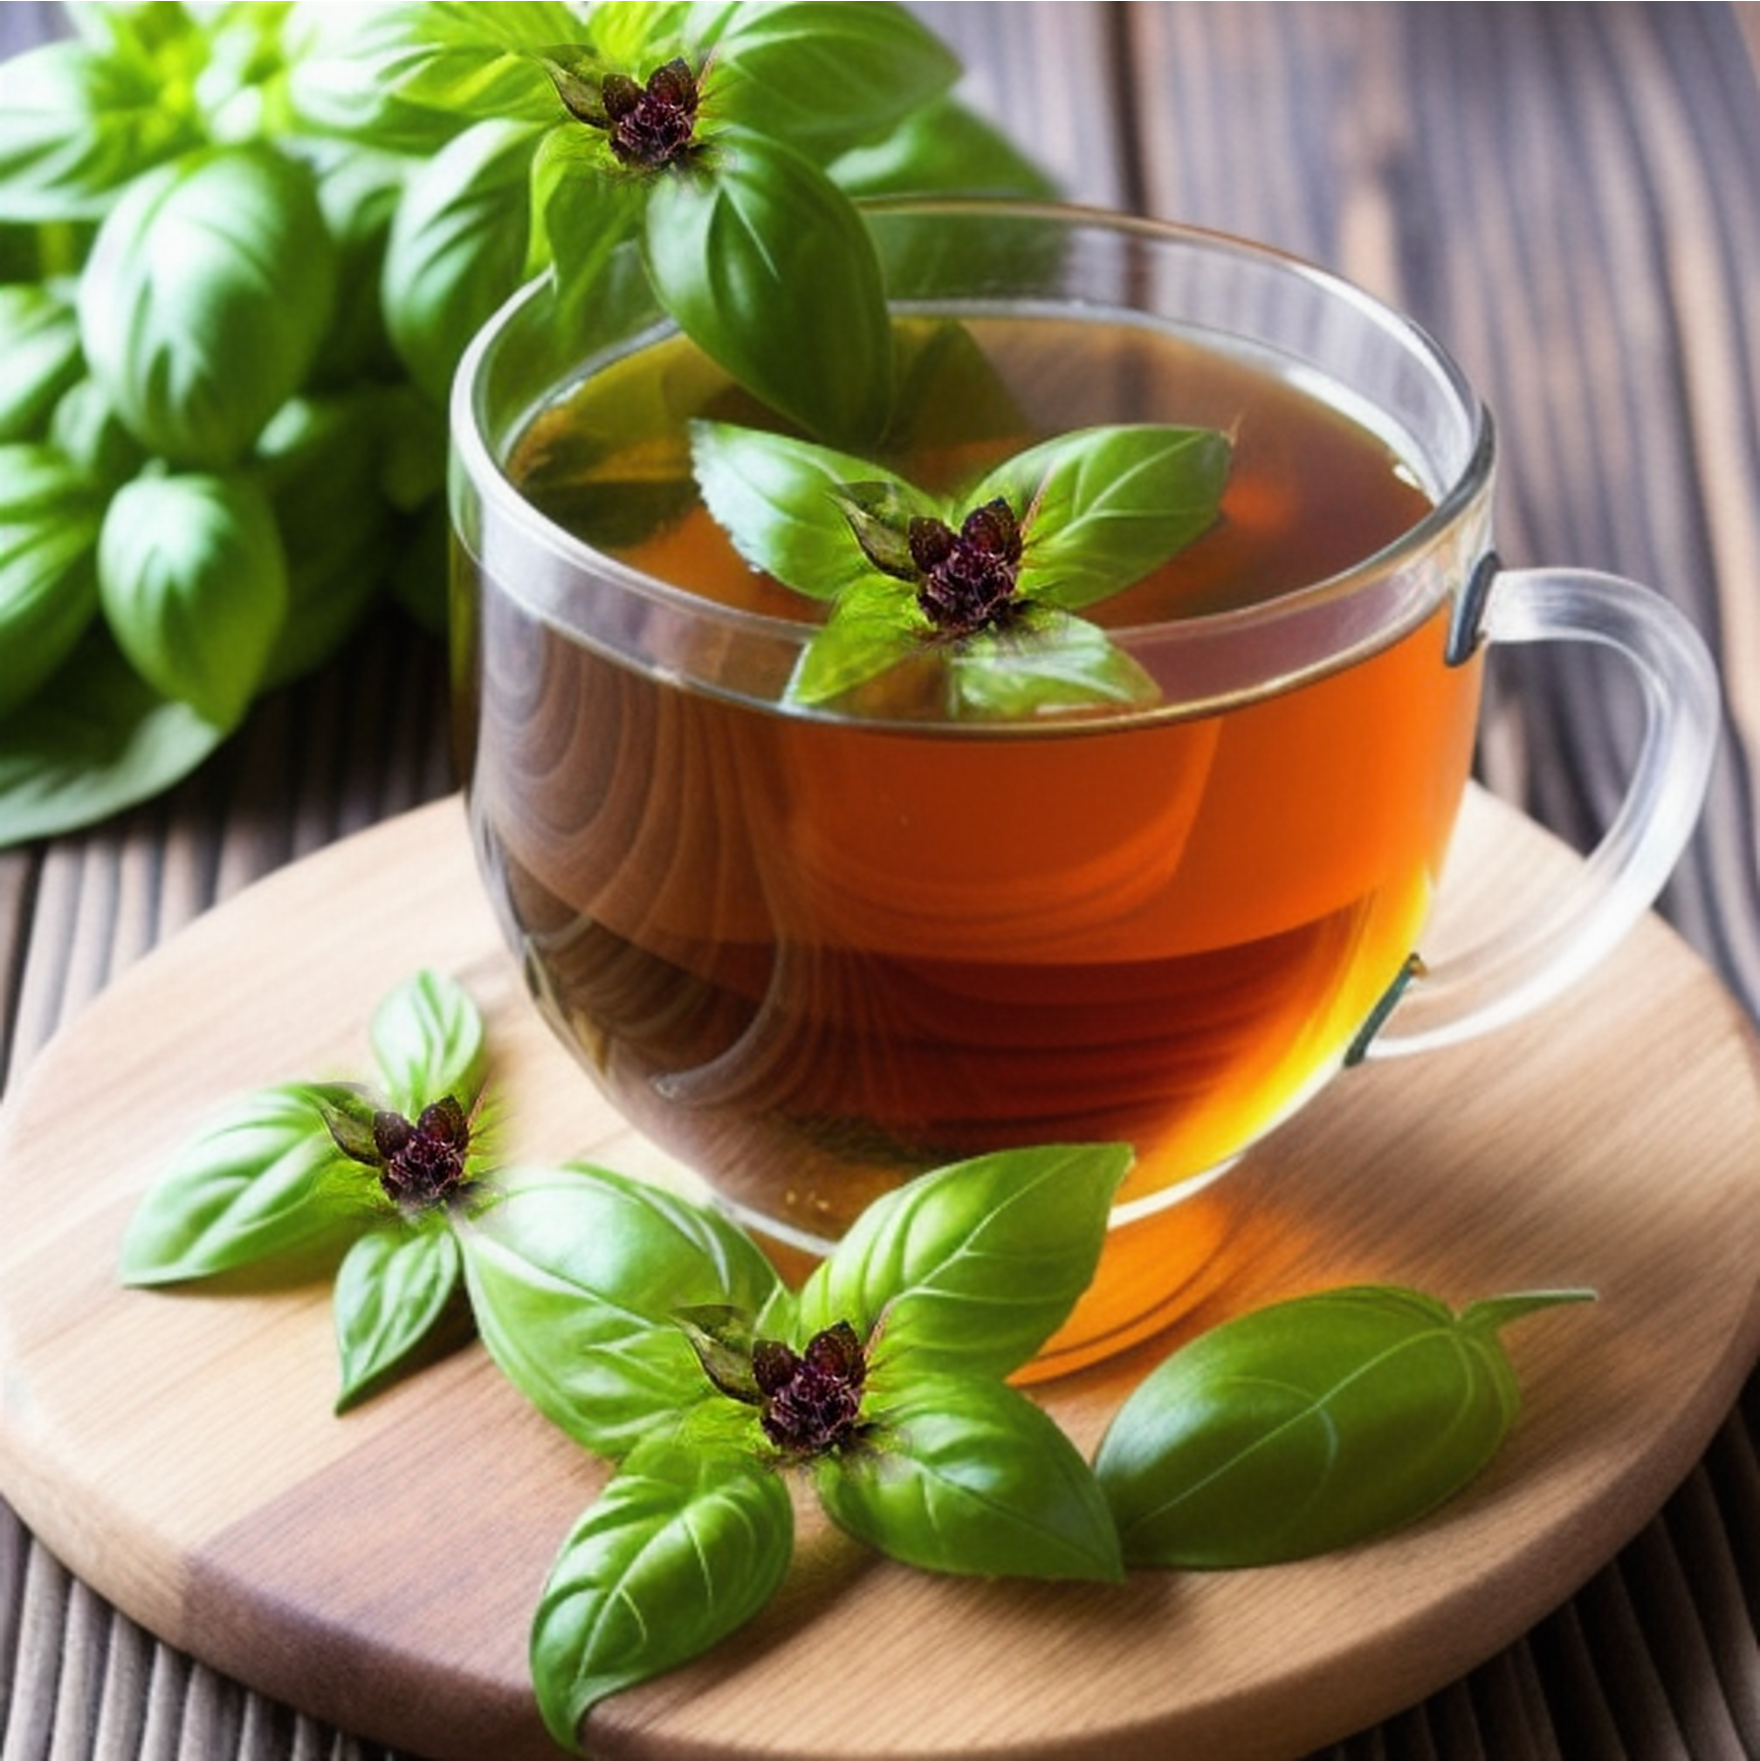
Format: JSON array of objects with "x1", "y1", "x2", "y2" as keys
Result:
[{"x1": 2, "y1": 790, "x2": 1757, "y2": 1761}]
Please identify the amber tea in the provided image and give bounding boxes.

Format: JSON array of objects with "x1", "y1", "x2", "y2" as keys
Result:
[{"x1": 457, "y1": 313, "x2": 1481, "y2": 1263}]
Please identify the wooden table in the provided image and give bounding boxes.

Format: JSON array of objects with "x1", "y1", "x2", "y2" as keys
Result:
[{"x1": 4, "y1": 6, "x2": 1760, "y2": 1760}]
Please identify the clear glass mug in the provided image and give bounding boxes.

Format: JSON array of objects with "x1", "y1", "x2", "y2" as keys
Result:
[{"x1": 449, "y1": 201, "x2": 1719, "y2": 1372}]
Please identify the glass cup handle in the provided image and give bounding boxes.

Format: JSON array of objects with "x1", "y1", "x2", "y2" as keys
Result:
[{"x1": 1363, "y1": 565, "x2": 1721, "y2": 1060}]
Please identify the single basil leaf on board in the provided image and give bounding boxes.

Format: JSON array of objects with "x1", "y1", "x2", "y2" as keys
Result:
[
  {"x1": 818, "y1": 1372, "x2": 1124, "y2": 1583},
  {"x1": 530, "y1": 1437, "x2": 793, "y2": 1753},
  {"x1": 381, "y1": 117, "x2": 543, "y2": 408},
  {"x1": 97, "y1": 470, "x2": 289, "y2": 729},
  {"x1": 978, "y1": 425, "x2": 1233, "y2": 610},
  {"x1": 643, "y1": 129, "x2": 892, "y2": 450},
  {"x1": 117, "y1": 1082, "x2": 372, "y2": 1285},
  {"x1": 0, "y1": 39, "x2": 199, "y2": 222},
  {"x1": 333, "y1": 1223, "x2": 467, "y2": 1412},
  {"x1": 945, "y1": 610, "x2": 1159, "y2": 719},
  {"x1": 455, "y1": 1164, "x2": 785, "y2": 1458},
  {"x1": 699, "y1": 1, "x2": 960, "y2": 150},
  {"x1": 794, "y1": 1143, "x2": 1133, "y2": 1381},
  {"x1": 689, "y1": 421, "x2": 917, "y2": 600},
  {"x1": 368, "y1": 969, "x2": 487, "y2": 1119},
  {"x1": 1095, "y1": 1283, "x2": 1596, "y2": 1568},
  {"x1": 0, "y1": 628, "x2": 227, "y2": 848},
  {"x1": 77, "y1": 144, "x2": 337, "y2": 469}
]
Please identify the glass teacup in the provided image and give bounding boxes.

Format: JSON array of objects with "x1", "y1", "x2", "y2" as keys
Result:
[{"x1": 449, "y1": 202, "x2": 1718, "y2": 1371}]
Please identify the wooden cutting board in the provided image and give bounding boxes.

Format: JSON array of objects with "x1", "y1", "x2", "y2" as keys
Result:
[{"x1": 2, "y1": 788, "x2": 1758, "y2": 1761}]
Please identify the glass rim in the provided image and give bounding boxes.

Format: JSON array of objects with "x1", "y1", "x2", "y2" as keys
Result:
[{"x1": 450, "y1": 197, "x2": 1497, "y2": 705}]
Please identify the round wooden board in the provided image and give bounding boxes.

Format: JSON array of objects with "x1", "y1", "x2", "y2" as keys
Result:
[{"x1": 3, "y1": 788, "x2": 1759, "y2": 1761}]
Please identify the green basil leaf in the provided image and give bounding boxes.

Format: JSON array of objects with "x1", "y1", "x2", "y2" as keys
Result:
[
  {"x1": 978, "y1": 425, "x2": 1232, "y2": 610},
  {"x1": 0, "y1": 40, "x2": 199, "y2": 222},
  {"x1": 588, "y1": 4, "x2": 695, "y2": 66},
  {"x1": 828, "y1": 93, "x2": 1058, "y2": 200},
  {"x1": 796, "y1": 1144, "x2": 1132, "y2": 1380},
  {"x1": 49, "y1": 379, "x2": 146, "y2": 488},
  {"x1": 97, "y1": 470, "x2": 289, "y2": 728},
  {"x1": 250, "y1": 391, "x2": 397, "y2": 689},
  {"x1": 287, "y1": 2, "x2": 574, "y2": 142},
  {"x1": 699, "y1": 2, "x2": 959, "y2": 149},
  {"x1": 0, "y1": 627, "x2": 227, "y2": 848},
  {"x1": 0, "y1": 283, "x2": 84, "y2": 443},
  {"x1": 525, "y1": 123, "x2": 646, "y2": 305},
  {"x1": 0, "y1": 443, "x2": 103, "y2": 720},
  {"x1": 643, "y1": 130, "x2": 891, "y2": 448},
  {"x1": 690, "y1": 420, "x2": 915, "y2": 599},
  {"x1": 369, "y1": 968, "x2": 487, "y2": 1116},
  {"x1": 333, "y1": 1223, "x2": 466, "y2": 1412},
  {"x1": 531, "y1": 1437, "x2": 792, "y2": 1750},
  {"x1": 819, "y1": 1373, "x2": 1123, "y2": 1582},
  {"x1": 456, "y1": 1165, "x2": 783, "y2": 1457},
  {"x1": 118, "y1": 1081, "x2": 371, "y2": 1285},
  {"x1": 783, "y1": 576, "x2": 922, "y2": 708},
  {"x1": 381, "y1": 117, "x2": 540, "y2": 407},
  {"x1": 1095, "y1": 1283, "x2": 1595, "y2": 1568},
  {"x1": 77, "y1": 144, "x2": 337, "y2": 468},
  {"x1": 946, "y1": 611, "x2": 1159, "y2": 719}
]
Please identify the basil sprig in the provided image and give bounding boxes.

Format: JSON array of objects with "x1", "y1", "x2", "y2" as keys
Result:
[
  {"x1": 523, "y1": 1141, "x2": 1133, "y2": 1750},
  {"x1": 691, "y1": 418, "x2": 1232, "y2": 716},
  {"x1": 120, "y1": 969, "x2": 491, "y2": 1410},
  {"x1": 1095, "y1": 1283, "x2": 1596, "y2": 1568}
]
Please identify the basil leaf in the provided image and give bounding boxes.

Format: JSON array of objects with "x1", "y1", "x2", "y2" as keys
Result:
[
  {"x1": 819, "y1": 1373, "x2": 1123, "y2": 1583},
  {"x1": 828, "y1": 93, "x2": 1059, "y2": 201},
  {"x1": 525, "y1": 123, "x2": 646, "y2": 310},
  {"x1": 250, "y1": 392, "x2": 397, "y2": 690},
  {"x1": 0, "y1": 283, "x2": 84, "y2": 443},
  {"x1": 333, "y1": 1223, "x2": 466, "y2": 1412},
  {"x1": 796, "y1": 1144, "x2": 1132, "y2": 1380},
  {"x1": 118, "y1": 1082, "x2": 369, "y2": 1285},
  {"x1": 77, "y1": 144, "x2": 337, "y2": 468},
  {"x1": 979, "y1": 425, "x2": 1232, "y2": 610},
  {"x1": 0, "y1": 628, "x2": 227, "y2": 848},
  {"x1": 700, "y1": 2, "x2": 959, "y2": 150},
  {"x1": 288, "y1": 2, "x2": 573, "y2": 143},
  {"x1": 531, "y1": 1437, "x2": 792, "y2": 1750},
  {"x1": 368, "y1": 968, "x2": 487, "y2": 1118},
  {"x1": 643, "y1": 130, "x2": 891, "y2": 448},
  {"x1": 783, "y1": 576, "x2": 921, "y2": 708},
  {"x1": 50, "y1": 379, "x2": 145, "y2": 489},
  {"x1": 946, "y1": 611, "x2": 1159, "y2": 719},
  {"x1": 381, "y1": 117, "x2": 541, "y2": 408},
  {"x1": 588, "y1": 4, "x2": 695, "y2": 66},
  {"x1": 690, "y1": 420, "x2": 915, "y2": 599},
  {"x1": 0, "y1": 444, "x2": 103, "y2": 721},
  {"x1": 456, "y1": 1165, "x2": 783, "y2": 1457},
  {"x1": 0, "y1": 39, "x2": 198, "y2": 222},
  {"x1": 1095, "y1": 1283, "x2": 1595, "y2": 1568},
  {"x1": 97, "y1": 470, "x2": 289, "y2": 729}
]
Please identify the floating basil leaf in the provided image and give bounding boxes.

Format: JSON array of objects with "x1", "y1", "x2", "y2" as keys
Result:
[
  {"x1": 643, "y1": 128, "x2": 892, "y2": 449},
  {"x1": 795, "y1": 1142, "x2": 1132, "y2": 1380},
  {"x1": 118, "y1": 1081, "x2": 370, "y2": 1285},
  {"x1": 819, "y1": 1373, "x2": 1123, "y2": 1583},
  {"x1": 944, "y1": 609, "x2": 1159, "y2": 718},
  {"x1": 1095, "y1": 1283, "x2": 1595, "y2": 1568},
  {"x1": 530, "y1": 1437, "x2": 793, "y2": 1752},
  {"x1": 456, "y1": 1164, "x2": 786, "y2": 1457},
  {"x1": 333, "y1": 1223, "x2": 466, "y2": 1412}
]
